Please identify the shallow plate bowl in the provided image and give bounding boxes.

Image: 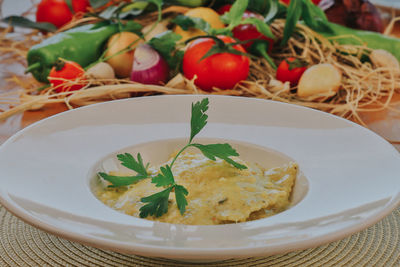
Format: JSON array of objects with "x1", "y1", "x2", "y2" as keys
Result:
[{"x1": 0, "y1": 95, "x2": 399, "y2": 260}]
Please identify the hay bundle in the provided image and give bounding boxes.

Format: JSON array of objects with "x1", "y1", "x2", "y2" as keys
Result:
[{"x1": 1, "y1": 5, "x2": 400, "y2": 127}]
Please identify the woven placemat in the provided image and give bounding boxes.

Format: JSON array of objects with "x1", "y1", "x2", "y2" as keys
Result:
[{"x1": 1, "y1": 205, "x2": 400, "y2": 267}]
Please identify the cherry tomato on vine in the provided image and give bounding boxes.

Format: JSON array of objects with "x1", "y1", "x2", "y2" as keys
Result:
[
  {"x1": 276, "y1": 57, "x2": 308, "y2": 86},
  {"x1": 182, "y1": 36, "x2": 250, "y2": 91},
  {"x1": 217, "y1": 5, "x2": 274, "y2": 53},
  {"x1": 48, "y1": 60, "x2": 87, "y2": 93},
  {"x1": 36, "y1": 0, "x2": 90, "y2": 29}
]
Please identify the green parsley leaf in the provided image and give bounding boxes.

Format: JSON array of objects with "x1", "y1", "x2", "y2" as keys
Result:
[
  {"x1": 241, "y1": 17, "x2": 276, "y2": 40},
  {"x1": 90, "y1": 0, "x2": 110, "y2": 9},
  {"x1": 281, "y1": 0, "x2": 303, "y2": 46},
  {"x1": 221, "y1": 0, "x2": 249, "y2": 28},
  {"x1": 189, "y1": 98, "x2": 209, "y2": 142},
  {"x1": 301, "y1": 0, "x2": 332, "y2": 33},
  {"x1": 140, "y1": 187, "x2": 172, "y2": 218},
  {"x1": 2, "y1": 16, "x2": 57, "y2": 32},
  {"x1": 97, "y1": 153, "x2": 149, "y2": 187},
  {"x1": 118, "y1": 2, "x2": 149, "y2": 19},
  {"x1": 171, "y1": 15, "x2": 194, "y2": 31},
  {"x1": 98, "y1": 172, "x2": 148, "y2": 187},
  {"x1": 152, "y1": 165, "x2": 175, "y2": 187},
  {"x1": 148, "y1": 30, "x2": 182, "y2": 55},
  {"x1": 148, "y1": 30, "x2": 183, "y2": 72},
  {"x1": 171, "y1": 15, "x2": 211, "y2": 33},
  {"x1": 117, "y1": 153, "x2": 149, "y2": 177},
  {"x1": 65, "y1": 0, "x2": 74, "y2": 14},
  {"x1": 174, "y1": 185, "x2": 189, "y2": 215},
  {"x1": 191, "y1": 143, "x2": 248, "y2": 170},
  {"x1": 262, "y1": 0, "x2": 279, "y2": 23},
  {"x1": 123, "y1": 21, "x2": 144, "y2": 37},
  {"x1": 198, "y1": 42, "x2": 248, "y2": 62}
]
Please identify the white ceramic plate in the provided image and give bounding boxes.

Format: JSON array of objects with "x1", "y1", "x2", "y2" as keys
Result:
[{"x1": 0, "y1": 95, "x2": 400, "y2": 261}]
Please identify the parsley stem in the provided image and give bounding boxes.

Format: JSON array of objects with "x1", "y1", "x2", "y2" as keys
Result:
[
  {"x1": 169, "y1": 143, "x2": 191, "y2": 167},
  {"x1": 142, "y1": 2, "x2": 162, "y2": 38}
]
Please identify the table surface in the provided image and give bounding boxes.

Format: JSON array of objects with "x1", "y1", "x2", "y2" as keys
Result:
[{"x1": 1, "y1": 1, "x2": 400, "y2": 266}]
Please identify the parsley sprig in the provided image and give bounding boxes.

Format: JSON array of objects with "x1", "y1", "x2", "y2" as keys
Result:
[
  {"x1": 97, "y1": 98, "x2": 247, "y2": 218},
  {"x1": 98, "y1": 153, "x2": 150, "y2": 187},
  {"x1": 140, "y1": 165, "x2": 189, "y2": 218}
]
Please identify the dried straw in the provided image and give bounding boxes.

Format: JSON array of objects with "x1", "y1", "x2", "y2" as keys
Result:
[{"x1": 1, "y1": 8, "x2": 400, "y2": 128}]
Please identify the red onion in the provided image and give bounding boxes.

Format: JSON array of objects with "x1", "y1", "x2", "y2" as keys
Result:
[{"x1": 130, "y1": 43, "x2": 169, "y2": 85}]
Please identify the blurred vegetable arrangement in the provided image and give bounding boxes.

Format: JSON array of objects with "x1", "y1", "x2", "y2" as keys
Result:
[{"x1": 0, "y1": 0, "x2": 400, "y2": 125}]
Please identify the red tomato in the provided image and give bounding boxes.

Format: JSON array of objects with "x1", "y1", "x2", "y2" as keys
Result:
[
  {"x1": 183, "y1": 36, "x2": 250, "y2": 91},
  {"x1": 36, "y1": 0, "x2": 90, "y2": 28},
  {"x1": 276, "y1": 57, "x2": 308, "y2": 86},
  {"x1": 217, "y1": 5, "x2": 274, "y2": 53},
  {"x1": 48, "y1": 60, "x2": 86, "y2": 93},
  {"x1": 217, "y1": 4, "x2": 232, "y2": 14},
  {"x1": 232, "y1": 24, "x2": 274, "y2": 52},
  {"x1": 280, "y1": 0, "x2": 321, "y2": 5},
  {"x1": 72, "y1": 0, "x2": 90, "y2": 12}
]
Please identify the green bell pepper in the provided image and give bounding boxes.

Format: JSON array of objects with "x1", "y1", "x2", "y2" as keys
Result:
[
  {"x1": 26, "y1": 22, "x2": 141, "y2": 83},
  {"x1": 320, "y1": 22, "x2": 400, "y2": 62}
]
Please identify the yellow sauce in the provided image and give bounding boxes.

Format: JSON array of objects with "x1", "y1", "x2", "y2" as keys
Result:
[{"x1": 95, "y1": 151, "x2": 298, "y2": 225}]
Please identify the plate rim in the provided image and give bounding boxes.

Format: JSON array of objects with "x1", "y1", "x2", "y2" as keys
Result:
[{"x1": 1, "y1": 190, "x2": 399, "y2": 259}]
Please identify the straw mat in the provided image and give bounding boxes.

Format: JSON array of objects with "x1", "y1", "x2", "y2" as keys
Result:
[{"x1": 1, "y1": 204, "x2": 400, "y2": 267}]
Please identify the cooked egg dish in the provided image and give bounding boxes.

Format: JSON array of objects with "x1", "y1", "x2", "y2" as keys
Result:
[{"x1": 95, "y1": 151, "x2": 298, "y2": 225}]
